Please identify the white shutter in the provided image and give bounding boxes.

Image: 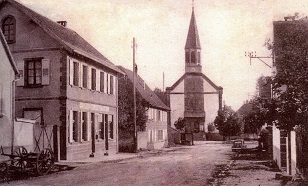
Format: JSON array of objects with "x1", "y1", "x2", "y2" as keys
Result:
[
  {"x1": 41, "y1": 59, "x2": 50, "y2": 85},
  {"x1": 69, "y1": 58, "x2": 73, "y2": 86},
  {"x1": 104, "y1": 73, "x2": 108, "y2": 94},
  {"x1": 69, "y1": 110, "x2": 73, "y2": 143},
  {"x1": 112, "y1": 75, "x2": 116, "y2": 95},
  {"x1": 87, "y1": 66, "x2": 91, "y2": 89},
  {"x1": 16, "y1": 61, "x2": 24, "y2": 86},
  {"x1": 96, "y1": 69, "x2": 100, "y2": 91}
]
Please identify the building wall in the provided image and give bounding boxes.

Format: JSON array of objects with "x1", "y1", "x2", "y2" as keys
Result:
[
  {"x1": 272, "y1": 124, "x2": 281, "y2": 169},
  {"x1": 0, "y1": 4, "x2": 119, "y2": 160},
  {"x1": 138, "y1": 108, "x2": 168, "y2": 150},
  {"x1": 0, "y1": 40, "x2": 15, "y2": 149}
]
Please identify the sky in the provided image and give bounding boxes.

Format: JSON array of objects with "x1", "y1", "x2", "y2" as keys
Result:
[{"x1": 18, "y1": 0, "x2": 308, "y2": 110}]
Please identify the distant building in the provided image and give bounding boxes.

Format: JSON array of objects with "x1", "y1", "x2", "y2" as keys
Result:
[
  {"x1": 118, "y1": 66, "x2": 170, "y2": 150},
  {"x1": 0, "y1": 0, "x2": 122, "y2": 161},
  {"x1": 166, "y1": 6, "x2": 223, "y2": 140}
]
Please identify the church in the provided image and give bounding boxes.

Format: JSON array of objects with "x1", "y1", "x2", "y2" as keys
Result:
[{"x1": 166, "y1": 4, "x2": 223, "y2": 139}]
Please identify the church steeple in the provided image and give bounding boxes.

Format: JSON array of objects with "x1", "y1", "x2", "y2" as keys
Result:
[{"x1": 185, "y1": 1, "x2": 202, "y2": 73}]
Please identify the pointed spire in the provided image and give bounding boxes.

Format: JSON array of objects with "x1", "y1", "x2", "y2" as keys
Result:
[{"x1": 185, "y1": 1, "x2": 201, "y2": 50}]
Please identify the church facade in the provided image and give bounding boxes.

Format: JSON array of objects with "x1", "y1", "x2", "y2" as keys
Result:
[{"x1": 166, "y1": 6, "x2": 223, "y2": 136}]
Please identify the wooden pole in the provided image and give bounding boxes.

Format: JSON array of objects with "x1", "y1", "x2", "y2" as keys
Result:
[{"x1": 133, "y1": 38, "x2": 137, "y2": 153}]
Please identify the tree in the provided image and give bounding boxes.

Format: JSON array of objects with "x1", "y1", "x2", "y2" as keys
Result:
[
  {"x1": 118, "y1": 76, "x2": 148, "y2": 138},
  {"x1": 207, "y1": 122, "x2": 216, "y2": 133},
  {"x1": 174, "y1": 117, "x2": 185, "y2": 131},
  {"x1": 214, "y1": 105, "x2": 243, "y2": 139},
  {"x1": 271, "y1": 19, "x2": 308, "y2": 131}
]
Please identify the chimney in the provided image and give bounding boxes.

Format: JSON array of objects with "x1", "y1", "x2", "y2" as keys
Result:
[{"x1": 57, "y1": 21, "x2": 67, "y2": 27}]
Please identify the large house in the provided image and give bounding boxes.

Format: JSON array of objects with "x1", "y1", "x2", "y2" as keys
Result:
[
  {"x1": 0, "y1": 29, "x2": 34, "y2": 160},
  {"x1": 166, "y1": 6, "x2": 223, "y2": 141},
  {"x1": 118, "y1": 66, "x2": 170, "y2": 150},
  {"x1": 0, "y1": 0, "x2": 122, "y2": 161}
]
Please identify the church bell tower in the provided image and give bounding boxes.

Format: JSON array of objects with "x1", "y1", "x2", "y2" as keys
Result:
[
  {"x1": 185, "y1": 3, "x2": 202, "y2": 73},
  {"x1": 183, "y1": 2, "x2": 205, "y2": 134}
]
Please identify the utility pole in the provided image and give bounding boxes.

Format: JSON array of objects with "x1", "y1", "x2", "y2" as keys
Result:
[
  {"x1": 133, "y1": 37, "x2": 137, "y2": 153},
  {"x1": 244, "y1": 51, "x2": 273, "y2": 68}
]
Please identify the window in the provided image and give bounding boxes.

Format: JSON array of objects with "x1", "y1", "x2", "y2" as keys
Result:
[
  {"x1": 72, "y1": 111, "x2": 79, "y2": 142},
  {"x1": 110, "y1": 75, "x2": 114, "y2": 95},
  {"x1": 2, "y1": 16, "x2": 16, "y2": 43},
  {"x1": 100, "y1": 71, "x2": 104, "y2": 92},
  {"x1": 91, "y1": 68, "x2": 96, "y2": 90},
  {"x1": 199, "y1": 123, "x2": 204, "y2": 131},
  {"x1": 82, "y1": 65, "x2": 88, "y2": 88},
  {"x1": 96, "y1": 114, "x2": 104, "y2": 140},
  {"x1": 26, "y1": 59, "x2": 42, "y2": 86},
  {"x1": 191, "y1": 51, "x2": 196, "y2": 63},
  {"x1": 197, "y1": 51, "x2": 201, "y2": 64},
  {"x1": 81, "y1": 112, "x2": 88, "y2": 141},
  {"x1": 109, "y1": 115, "x2": 114, "y2": 139},
  {"x1": 156, "y1": 110, "x2": 161, "y2": 121},
  {"x1": 157, "y1": 130, "x2": 163, "y2": 141},
  {"x1": 73, "y1": 62, "x2": 79, "y2": 86}
]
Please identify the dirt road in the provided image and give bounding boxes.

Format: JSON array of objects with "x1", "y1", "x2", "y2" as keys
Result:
[{"x1": 1, "y1": 142, "x2": 232, "y2": 186}]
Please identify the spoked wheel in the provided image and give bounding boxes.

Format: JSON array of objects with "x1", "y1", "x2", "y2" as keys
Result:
[
  {"x1": 36, "y1": 148, "x2": 55, "y2": 176},
  {"x1": 12, "y1": 146, "x2": 28, "y2": 172},
  {"x1": 0, "y1": 162, "x2": 9, "y2": 182}
]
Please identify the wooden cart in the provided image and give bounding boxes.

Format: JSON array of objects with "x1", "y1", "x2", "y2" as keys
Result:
[{"x1": 0, "y1": 146, "x2": 55, "y2": 181}]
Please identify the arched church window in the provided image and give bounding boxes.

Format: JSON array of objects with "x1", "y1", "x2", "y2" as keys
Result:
[
  {"x1": 2, "y1": 16, "x2": 16, "y2": 44},
  {"x1": 197, "y1": 51, "x2": 201, "y2": 64},
  {"x1": 185, "y1": 51, "x2": 190, "y2": 63},
  {"x1": 191, "y1": 51, "x2": 196, "y2": 63}
]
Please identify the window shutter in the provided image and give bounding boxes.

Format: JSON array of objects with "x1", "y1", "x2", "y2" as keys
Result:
[
  {"x1": 41, "y1": 59, "x2": 50, "y2": 85},
  {"x1": 16, "y1": 61, "x2": 24, "y2": 86},
  {"x1": 114, "y1": 77, "x2": 116, "y2": 95},
  {"x1": 69, "y1": 110, "x2": 73, "y2": 143},
  {"x1": 87, "y1": 112, "x2": 91, "y2": 140},
  {"x1": 96, "y1": 69, "x2": 100, "y2": 91},
  {"x1": 69, "y1": 58, "x2": 73, "y2": 86}
]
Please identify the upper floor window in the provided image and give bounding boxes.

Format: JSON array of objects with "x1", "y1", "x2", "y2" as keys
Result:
[
  {"x1": 73, "y1": 61, "x2": 79, "y2": 86},
  {"x1": 2, "y1": 16, "x2": 16, "y2": 44},
  {"x1": 26, "y1": 59, "x2": 42, "y2": 86},
  {"x1": 82, "y1": 65, "x2": 88, "y2": 88},
  {"x1": 91, "y1": 68, "x2": 96, "y2": 90}
]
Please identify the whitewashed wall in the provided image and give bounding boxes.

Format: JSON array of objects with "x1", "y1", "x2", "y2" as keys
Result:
[{"x1": 272, "y1": 124, "x2": 281, "y2": 169}]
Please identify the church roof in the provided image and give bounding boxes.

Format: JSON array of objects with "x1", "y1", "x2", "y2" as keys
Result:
[
  {"x1": 118, "y1": 66, "x2": 170, "y2": 111},
  {"x1": 0, "y1": 0, "x2": 121, "y2": 74},
  {"x1": 185, "y1": 9, "x2": 201, "y2": 49},
  {"x1": 166, "y1": 72, "x2": 223, "y2": 92}
]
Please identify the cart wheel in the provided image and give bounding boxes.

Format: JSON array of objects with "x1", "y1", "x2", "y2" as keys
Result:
[
  {"x1": 36, "y1": 148, "x2": 55, "y2": 175},
  {"x1": 12, "y1": 146, "x2": 28, "y2": 172},
  {"x1": 0, "y1": 162, "x2": 8, "y2": 182}
]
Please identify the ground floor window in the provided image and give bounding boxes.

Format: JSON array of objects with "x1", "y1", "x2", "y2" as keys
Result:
[
  {"x1": 108, "y1": 114, "x2": 114, "y2": 139},
  {"x1": 81, "y1": 112, "x2": 88, "y2": 141},
  {"x1": 72, "y1": 111, "x2": 79, "y2": 142},
  {"x1": 157, "y1": 130, "x2": 163, "y2": 141}
]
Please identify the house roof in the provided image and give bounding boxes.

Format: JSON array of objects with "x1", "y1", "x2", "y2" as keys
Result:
[
  {"x1": 236, "y1": 102, "x2": 253, "y2": 117},
  {"x1": 1, "y1": 0, "x2": 121, "y2": 73},
  {"x1": 0, "y1": 30, "x2": 18, "y2": 75},
  {"x1": 118, "y1": 66, "x2": 170, "y2": 111},
  {"x1": 166, "y1": 72, "x2": 223, "y2": 92},
  {"x1": 185, "y1": 9, "x2": 201, "y2": 50}
]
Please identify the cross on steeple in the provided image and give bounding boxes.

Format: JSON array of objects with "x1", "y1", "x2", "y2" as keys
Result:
[{"x1": 192, "y1": 0, "x2": 194, "y2": 12}]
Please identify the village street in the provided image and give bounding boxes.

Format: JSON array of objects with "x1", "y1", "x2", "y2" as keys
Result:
[
  {"x1": 2, "y1": 142, "x2": 233, "y2": 186},
  {"x1": 0, "y1": 141, "x2": 286, "y2": 186}
]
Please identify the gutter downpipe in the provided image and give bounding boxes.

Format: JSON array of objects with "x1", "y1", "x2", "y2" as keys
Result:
[{"x1": 11, "y1": 75, "x2": 19, "y2": 155}]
